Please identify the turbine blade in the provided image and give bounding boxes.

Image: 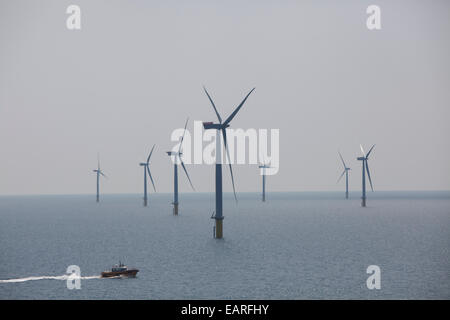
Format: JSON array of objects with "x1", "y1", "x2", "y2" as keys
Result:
[
  {"x1": 366, "y1": 161, "x2": 374, "y2": 191},
  {"x1": 222, "y1": 128, "x2": 237, "y2": 202},
  {"x1": 178, "y1": 117, "x2": 189, "y2": 154},
  {"x1": 366, "y1": 144, "x2": 376, "y2": 158},
  {"x1": 97, "y1": 153, "x2": 100, "y2": 170},
  {"x1": 360, "y1": 144, "x2": 365, "y2": 156},
  {"x1": 338, "y1": 151, "x2": 346, "y2": 168},
  {"x1": 180, "y1": 159, "x2": 195, "y2": 191},
  {"x1": 223, "y1": 88, "x2": 255, "y2": 126},
  {"x1": 203, "y1": 86, "x2": 222, "y2": 123},
  {"x1": 99, "y1": 170, "x2": 108, "y2": 179},
  {"x1": 147, "y1": 166, "x2": 156, "y2": 192},
  {"x1": 337, "y1": 170, "x2": 345, "y2": 183},
  {"x1": 147, "y1": 144, "x2": 156, "y2": 164}
]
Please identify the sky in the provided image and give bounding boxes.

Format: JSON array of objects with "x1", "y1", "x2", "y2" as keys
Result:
[{"x1": 0, "y1": 0, "x2": 449, "y2": 195}]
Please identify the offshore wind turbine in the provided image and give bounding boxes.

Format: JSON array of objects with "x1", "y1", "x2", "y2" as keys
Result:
[
  {"x1": 258, "y1": 159, "x2": 271, "y2": 202},
  {"x1": 203, "y1": 86, "x2": 255, "y2": 239},
  {"x1": 337, "y1": 152, "x2": 351, "y2": 199},
  {"x1": 139, "y1": 145, "x2": 156, "y2": 207},
  {"x1": 357, "y1": 144, "x2": 375, "y2": 207},
  {"x1": 166, "y1": 118, "x2": 195, "y2": 215},
  {"x1": 93, "y1": 155, "x2": 107, "y2": 203}
]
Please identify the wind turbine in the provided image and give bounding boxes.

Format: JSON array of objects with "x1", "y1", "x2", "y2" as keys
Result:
[
  {"x1": 258, "y1": 158, "x2": 271, "y2": 202},
  {"x1": 337, "y1": 152, "x2": 351, "y2": 199},
  {"x1": 139, "y1": 145, "x2": 156, "y2": 207},
  {"x1": 93, "y1": 155, "x2": 107, "y2": 203},
  {"x1": 357, "y1": 144, "x2": 375, "y2": 207},
  {"x1": 166, "y1": 118, "x2": 195, "y2": 215},
  {"x1": 203, "y1": 86, "x2": 255, "y2": 239}
]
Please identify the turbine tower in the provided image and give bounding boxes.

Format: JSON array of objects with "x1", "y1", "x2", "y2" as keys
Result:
[
  {"x1": 93, "y1": 155, "x2": 107, "y2": 203},
  {"x1": 258, "y1": 161, "x2": 271, "y2": 202},
  {"x1": 337, "y1": 152, "x2": 351, "y2": 199},
  {"x1": 166, "y1": 118, "x2": 195, "y2": 215},
  {"x1": 139, "y1": 145, "x2": 156, "y2": 207},
  {"x1": 202, "y1": 86, "x2": 255, "y2": 239},
  {"x1": 357, "y1": 144, "x2": 375, "y2": 207}
]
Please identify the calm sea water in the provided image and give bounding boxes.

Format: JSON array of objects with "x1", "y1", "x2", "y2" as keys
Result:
[{"x1": 0, "y1": 192, "x2": 449, "y2": 299}]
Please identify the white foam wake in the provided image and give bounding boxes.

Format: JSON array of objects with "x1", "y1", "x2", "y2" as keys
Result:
[{"x1": 0, "y1": 275, "x2": 100, "y2": 283}]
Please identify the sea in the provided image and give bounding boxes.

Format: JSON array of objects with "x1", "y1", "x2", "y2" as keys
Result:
[{"x1": 0, "y1": 191, "x2": 449, "y2": 299}]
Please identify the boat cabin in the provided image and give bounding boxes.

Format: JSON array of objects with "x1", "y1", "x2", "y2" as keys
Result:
[{"x1": 111, "y1": 261, "x2": 127, "y2": 272}]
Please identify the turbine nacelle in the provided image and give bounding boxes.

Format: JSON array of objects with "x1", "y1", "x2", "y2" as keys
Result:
[
  {"x1": 139, "y1": 162, "x2": 148, "y2": 166},
  {"x1": 166, "y1": 151, "x2": 182, "y2": 156},
  {"x1": 202, "y1": 122, "x2": 228, "y2": 130}
]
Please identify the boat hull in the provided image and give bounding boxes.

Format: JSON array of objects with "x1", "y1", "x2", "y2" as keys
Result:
[{"x1": 101, "y1": 269, "x2": 139, "y2": 278}]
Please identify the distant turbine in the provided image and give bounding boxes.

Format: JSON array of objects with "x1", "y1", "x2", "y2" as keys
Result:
[
  {"x1": 357, "y1": 144, "x2": 375, "y2": 207},
  {"x1": 167, "y1": 118, "x2": 195, "y2": 215},
  {"x1": 93, "y1": 155, "x2": 107, "y2": 203},
  {"x1": 203, "y1": 86, "x2": 255, "y2": 239},
  {"x1": 258, "y1": 160, "x2": 272, "y2": 202},
  {"x1": 337, "y1": 152, "x2": 351, "y2": 199},
  {"x1": 139, "y1": 145, "x2": 156, "y2": 207}
]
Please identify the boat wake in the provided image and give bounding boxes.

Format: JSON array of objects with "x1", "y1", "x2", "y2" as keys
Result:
[{"x1": 0, "y1": 275, "x2": 100, "y2": 283}]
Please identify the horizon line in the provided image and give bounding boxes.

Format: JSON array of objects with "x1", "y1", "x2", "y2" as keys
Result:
[{"x1": 1, "y1": 190, "x2": 450, "y2": 197}]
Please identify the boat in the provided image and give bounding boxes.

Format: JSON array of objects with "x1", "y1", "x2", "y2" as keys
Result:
[{"x1": 101, "y1": 261, "x2": 139, "y2": 278}]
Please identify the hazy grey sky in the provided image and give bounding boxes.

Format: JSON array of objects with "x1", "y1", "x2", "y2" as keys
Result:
[{"x1": 1, "y1": 0, "x2": 449, "y2": 195}]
